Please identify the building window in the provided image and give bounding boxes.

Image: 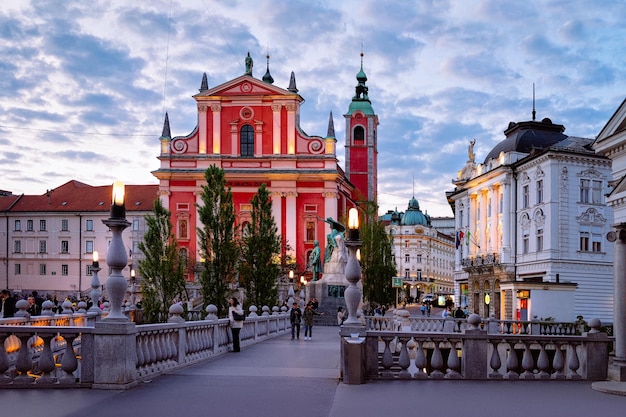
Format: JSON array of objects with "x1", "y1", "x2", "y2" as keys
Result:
[
  {"x1": 61, "y1": 219, "x2": 69, "y2": 231},
  {"x1": 179, "y1": 248, "x2": 188, "y2": 269},
  {"x1": 592, "y1": 233, "x2": 602, "y2": 252},
  {"x1": 522, "y1": 185, "x2": 529, "y2": 208},
  {"x1": 580, "y1": 232, "x2": 589, "y2": 251},
  {"x1": 536, "y1": 180, "x2": 543, "y2": 204},
  {"x1": 417, "y1": 270, "x2": 422, "y2": 280},
  {"x1": 522, "y1": 232, "x2": 529, "y2": 254},
  {"x1": 240, "y1": 124, "x2": 254, "y2": 157},
  {"x1": 499, "y1": 193, "x2": 504, "y2": 214},
  {"x1": 15, "y1": 264, "x2": 21, "y2": 275},
  {"x1": 405, "y1": 253, "x2": 410, "y2": 263},
  {"x1": 536, "y1": 229, "x2": 543, "y2": 252},
  {"x1": 592, "y1": 180, "x2": 602, "y2": 204},
  {"x1": 27, "y1": 220, "x2": 33, "y2": 231},
  {"x1": 86, "y1": 219, "x2": 94, "y2": 231},
  {"x1": 40, "y1": 219, "x2": 47, "y2": 231},
  {"x1": 61, "y1": 240, "x2": 69, "y2": 253},
  {"x1": 86, "y1": 240, "x2": 94, "y2": 254},
  {"x1": 132, "y1": 219, "x2": 140, "y2": 231},
  {"x1": 13, "y1": 240, "x2": 21, "y2": 253},
  {"x1": 39, "y1": 240, "x2": 47, "y2": 253},
  {"x1": 86, "y1": 265, "x2": 94, "y2": 276},
  {"x1": 405, "y1": 240, "x2": 410, "y2": 249},
  {"x1": 354, "y1": 126, "x2": 365, "y2": 143},
  {"x1": 14, "y1": 220, "x2": 21, "y2": 231},
  {"x1": 404, "y1": 269, "x2": 410, "y2": 279},
  {"x1": 39, "y1": 264, "x2": 47, "y2": 275},
  {"x1": 179, "y1": 219, "x2": 188, "y2": 239},
  {"x1": 306, "y1": 221, "x2": 316, "y2": 242},
  {"x1": 416, "y1": 254, "x2": 422, "y2": 263},
  {"x1": 132, "y1": 241, "x2": 140, "y2": 256},
  {"x1": 61, "y1": 264, "x2": 69, "y2": 276},
  {"x1": 580, "y1": 179, "x2": 590, "y2": 203}
]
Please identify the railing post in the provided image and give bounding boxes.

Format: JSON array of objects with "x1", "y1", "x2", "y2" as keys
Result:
[
  {"x1": 462, "y1": 314, "x2": 488, "y2": 379},
  {"x1": 585, "y1": 318, "x2": 609, "y2": 381},
  {"x1": 92, "y1": 321, "x2": 138, "y2": 389}
]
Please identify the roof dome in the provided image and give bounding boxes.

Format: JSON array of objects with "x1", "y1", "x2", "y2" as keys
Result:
[
  {"x1": 483, "y1": 118, "x2": 567, "y2": 163},
  {"x1": 400, "y1": 197, "x2": 430, "y2": 226}
]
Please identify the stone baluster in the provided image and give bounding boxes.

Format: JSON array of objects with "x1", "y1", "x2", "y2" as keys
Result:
[
  {"x1": 445, "y1": 341, "x2": 462, "y2": 379},
  {"x1": 205, "y1": 304, "x2": 218, "y2": 321},
  {"x1": 568, "y1": 343, "x2": 581, "y2": 380},
  {"x1": 489, "y1": 340, "x2": 503, "y2": 378},
  {"x1": 14, "y1": 334, "x2": 35, "y2": 384},
  {"x1": 36, "y1": 333, "x2": 57, "y2": 384},
  {"x1": 262, "y1": 306, "x2": 270, "y2": 316},
  {"x1": 0, "y1": 334, "x2": 11, "y2": 384},
  {"x1": 76, "y1": 301, "x2": 87, "y2": 314},
  {"x1": 380, "y1": 336, "x2": 394, "y2": 379},
  {"x1": 249, "y1": 305, "x2": 259, "y2": 317},
  {"x1": 272, "y1": 306, "x2": 279, "y2": 315},
  {"x1": 136, "y1": 336, "x2": 145, "y2": 367},
  {"x1": 396, "y1": 337, "x2": 411, "y2": 379},
  {"x1": 430, "y1": 341, "x2": 445, "y2": 379},
  {"x1": 59, "y1": 334, "x2": 78, "y2": 384},
  {"x1": 154, "y1": 332, "x2": 163, "y2": 362},
  {"x1": 520, "y1": 342, "x2": 535, "y2": 379},
  {"x1": 61, "y1": 300, "x2": 74, "y2": 315},
  {"x1": 168, "y1": 303, "x2": 185, "y2": 323},
  {"x1": 147, "y1": 333, "x2": 157, "y2": 365},
  {"x1": 552, "y1": 343, "x2": 566, "y2": 379},
  {"x1": 413, "y1": 339, "x2": 428, "y2": 379},
  {"x1": 506, "y1": 342, "x2": 519, "y2": 379},
  {"x1": 536, "y1": 344, "x2": 551, "y2": 379}
]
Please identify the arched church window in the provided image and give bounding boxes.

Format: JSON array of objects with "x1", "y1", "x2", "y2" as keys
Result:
[
  {"x1": 240, "y1": 125, "x2": 254, "y2": 157},
  {"x1": 354, "y1": 126, "x2": 365, "y2": 144}
]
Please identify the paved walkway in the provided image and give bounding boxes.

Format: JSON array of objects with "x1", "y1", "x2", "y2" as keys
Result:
[{"x1": 4, "y1": 325, "x2": 626, "y2": 417}]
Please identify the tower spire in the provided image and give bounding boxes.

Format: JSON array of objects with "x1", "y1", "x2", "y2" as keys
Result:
[
  {"x1": 327, "y1": 111, "x2": 335, "y2": 137},
  {"x1": 288, "y1": 71, "x2": 298, "y2": 93},
  {"x1": 161, "y1": 112, "x2": 171, "y2": 139},
  {"x1": 262, "y1": 52, "x2": 274, "y2": 84},
  {"x1": 199, "y1": 73, "x2": 208, "y2": 92}
]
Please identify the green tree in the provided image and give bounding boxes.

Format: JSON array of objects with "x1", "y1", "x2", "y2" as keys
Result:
[
  {"x1": 197, "y1": 165, "x2": 238, "y2": 316},
  {"x1": 137, "y1": 199, "x2": 187, "y2": 323},
  {"x1": 360, "y1": 203, "x2": 397, "y2": 307},
  {"x1": 239, "y1": 183, "x2": 281, "y2": 308}
]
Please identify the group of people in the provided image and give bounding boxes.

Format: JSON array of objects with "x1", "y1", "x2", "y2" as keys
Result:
[
  {"x1": 1, "y1": 290, "x2": 50, "y2": 318},
  {"x1": 290, "y1": 300, "x2": 324, "y2": 340}
]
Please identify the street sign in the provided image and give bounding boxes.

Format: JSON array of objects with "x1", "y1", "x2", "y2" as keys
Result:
[{"x1": 392, "y1": 277, "x2": 403, "y2": 288}]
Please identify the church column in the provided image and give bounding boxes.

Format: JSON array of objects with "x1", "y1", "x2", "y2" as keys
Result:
[
  {"x1": 285, "y1": 191, "x2": 297, "y2": 259},
  {"x1": 612, "y1": 225, "x2": 626, "y2": 371},
  {"x1": 158, "y1": 190, "x2": 171, "y2": 211},
  {"x1": 271, "y1": 191, "x2": 284, "y2": 239},
  {"x1": 211, "y1": 104, "x2": 222, "y2": 154},
  {"x1": 286, "y1": 104, "x2": 296, "y2": 155},
  {"x1": 198, "y1": 105, "x2": 208, "y2": 154},
  {"x1": 489, "y1": 185, "x2": 497, "y2": 253},
  {"x1": 468, "y1": 193, "x2": 477, "y2": 257},
  {"x1": 272, "y1": 104, "x2": 282, "y2": 154},
  {"x1": 501, "y1": 175, "x2": 512, "y2": 263}
]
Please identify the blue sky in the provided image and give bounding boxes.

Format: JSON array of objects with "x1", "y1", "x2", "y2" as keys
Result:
[{"x1": 1, "y1": 0, "x2": 625, "y2": 217}]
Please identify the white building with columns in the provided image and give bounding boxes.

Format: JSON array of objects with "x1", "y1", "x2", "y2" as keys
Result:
[{"x1": 447, "y1": 116, "x2": 614, "y2": 322}]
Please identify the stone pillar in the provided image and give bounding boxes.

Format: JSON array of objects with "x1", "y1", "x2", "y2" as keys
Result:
[
  {"x1": 211, "y1": 104, "x2": 221, "y2": 154},
  {"x1": 285, "y1": 191, "x2": 297, "y2": 260},
  {"x1": 92, "y1": 321, "x2": 138, "y2": 389},
  {"x1": 286, "y1": 104, "x2": 296, "y2": 155},
  {"x1": 272, "y1": 104, "x2": 282, "y2": 154},
  {"x1": 609, "y1": 224, "x2": 626, "y2": 381},
  {"x1": 461, "y1": 314, "x2": 488, "y2": 379},
  {"x1": 502, "y1": 175, "x2": 512, "y2": 263}
]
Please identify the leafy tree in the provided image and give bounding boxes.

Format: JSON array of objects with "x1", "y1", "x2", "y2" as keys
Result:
[
  {"x1": 360, "y1": 202, "x2": 397, "y2": 307},
  {"x1": 137, "y1": 199, "x2": 187, "y2": 323},
  {"x1": 238, "y1": 183, "x2": 281, "y2": 308},
  {"x1": 197, "y1": 165, "x2": 238, "y2": 316}
]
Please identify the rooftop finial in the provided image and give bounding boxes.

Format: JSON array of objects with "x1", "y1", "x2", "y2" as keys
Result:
[
  {"x1": 161, "y1": 112, "x2": 171, "y2": 139},
  {"x1": 199, "y1": 73, "x2": 208, "y2": 92},
  {"x1": 262, "y1": 52, "x2": 274, "y2": 84},
  {"x1": 533, "y1": 83, "x2": 537, "y2": 122},
  {"x1": 288, "y1": 71, "x2": 298, "y2": 93},
  {"x1": 327, "y1": 111, "x2": 335, "y2": 138}
]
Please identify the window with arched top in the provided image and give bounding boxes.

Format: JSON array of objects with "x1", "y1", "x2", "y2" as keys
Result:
[
  {"x1": 240, "y1": 125, "x2": 254, "y2": 157},
  {"x1": 354, "y1": 126, "x2": 365, "y2": 143}
]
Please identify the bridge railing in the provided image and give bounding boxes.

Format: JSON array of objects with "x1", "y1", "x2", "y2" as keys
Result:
[
  {"x1": 360, "y1": 314, "x2": 611, "y2": 381},
  {"x1": 0, "y1": 308, "x2": 291, "y2": 389}
]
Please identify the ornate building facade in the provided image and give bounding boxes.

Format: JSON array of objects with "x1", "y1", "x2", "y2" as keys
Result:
[
  {"x1": 382, "y1": 197, "x2": 455, "y2": 304},
  {"x1": 153, "y1": 54, "x2": 378, "y2": 280},
  {"x1": 447, "y1": 117, "x2": 614, "y2": 322}
]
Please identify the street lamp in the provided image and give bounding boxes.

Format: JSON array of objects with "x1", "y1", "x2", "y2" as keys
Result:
[
  {"x1": 102, "y1": 180, "x2": 130, "y2": 321},
  {"x1": 299, "y1": 275, "x2": 306, "y2": 306},
  {"x1": 88, "y1": 251, "x2": 102, "y2": 314},
  {"x1": 343, "y1": 208, "x2": 362, "y2": 325}
]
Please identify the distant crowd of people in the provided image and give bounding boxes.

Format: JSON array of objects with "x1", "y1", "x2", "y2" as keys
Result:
[{"x1": 0, "y1": 289, "x2": 103, "y2": 318}]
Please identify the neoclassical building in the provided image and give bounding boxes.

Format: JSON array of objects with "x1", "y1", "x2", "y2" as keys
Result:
[
  {"x1": 153, "y1": 54, "x2": 378, "y2": 279},
  {"x1": 382, "y1": 197, "x2": 455, "y2": 304},
  {"x1": 447, "y1": 116, "x2": 614, "y2": 322}
]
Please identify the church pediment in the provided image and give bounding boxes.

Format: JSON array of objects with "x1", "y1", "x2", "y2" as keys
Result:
[
  {"x1": 194, "y1": 75, "x2": 296, "y2": 98},
  {"x1": 595, "y1": 97, "x2": 626, "y2": 144}
]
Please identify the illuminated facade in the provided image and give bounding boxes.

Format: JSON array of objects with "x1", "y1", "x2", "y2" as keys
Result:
[
  {"x1": 447, "y1": 117, "x2": 614, "y2": 322},
  {"x1": 153, "y1": 54, "x2": 378, "y2": 280}
]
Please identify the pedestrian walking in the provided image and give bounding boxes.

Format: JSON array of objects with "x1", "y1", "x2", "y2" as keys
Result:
[
  {"x1": 290, "y1": 302, "x2": 302, "y2": 340},
  {"x1": 228, "y1": 297, "x2": 244, "y2": 352},
  {"x1": 303, "y1": 303, "x2": 323, "y2": 340}
]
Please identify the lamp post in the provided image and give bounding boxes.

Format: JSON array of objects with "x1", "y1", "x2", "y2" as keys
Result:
[
  {"x1": 102, "y1": 180, "x2": 130, "y2": 321},
  {"x1": 343, "y1": 207, "x2": 362, "y2": 326},
  {"x1": 287, "y1": 270, "x2": 295, "y2": 306},
  {"x1": 88, "y1": 251, "x2": 102, "y2": 314},
  {"x1": 299, "y1": 275, "x2": 306, "y2": 306}
]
